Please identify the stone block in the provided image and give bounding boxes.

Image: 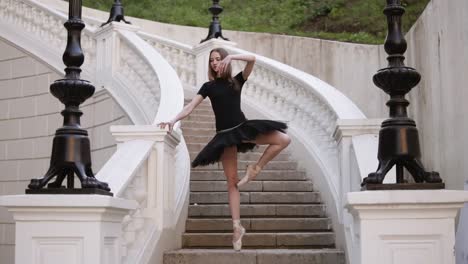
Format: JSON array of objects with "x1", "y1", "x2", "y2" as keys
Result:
[
  {"x1": 32, "y1": 136, "x2": 52, "y2": 158},
  {"x1": 0, "y1": 40, "x2": 24, "y2": 60},
  {"x1": 0, "y1": 60, "x2": 12, "y2": 80},
  {"x1": 0, "y1": 181, "x2": 28, "y2": 196},
  {"x1": 20, "y1": 115, "x2": 48, "y2": 138},
  {"x1": 0, "y1": 119, "x2": 20, "y2": 140},
  {"x1": 36, "y1": 93, "x2": 60, "y2": 116},
  {"x1": 9, "y1": 96, "x2": 36, "y2": 118},
  {"x1": 164, "y1": 249, "x2": 256, "y2": 264},
  {"x1": 18, "y1": 159, "x2": 48, "y2": 181},
  {"x1": 190, "y1": 192, "x2": 250, "y2": 204},
  {"x1": 21, "y1": 74, "x2": 51, "y2": 96},
  {"x1": 21, "y1": 75, "x2": 39, "y2": 97},
  {"x1": 276, "y1": 232, "x2": 335, "y2": 247},
  {"x1": 183, "y1": 233, "x2": 276, "y2": 248},
  {"x1": 275, "y1": 204, "x2": 326, "y2": 217},
  {"x1": 6, "y1": 139, "x2": 34, "y2": 160},
  {"x1": 0, "y1": 79, "x2": 21, "y2": 99},
  {"x1": 0, "y1": 208, "x2": 14, "y2": 223},
  {"x1": 0, "y1": 142, "x2": 6, "y2": 160},
  {"x1": 0, "y1": 161, "x2": 19, "y2": 181},
  {"x1": 249, "y1": 192, "x2": 321, "y2": 204},
  {"x1": 250, "y1": 218, "x2": 330, "y2": 231},
  {"x1": 186, "y1": 218, "x2": 250, "y2": 231},
  {"x1": 35, "y1": 62, "x2": 52, "y2": 75},
  {"x1": 0, "y1": 245, "x2": 14, "y2": 264},
  {"x1": 262, "y1": 181, "x2": 313, "y2": 192},
  {"x1": 3, "y1": 223, "x2": 14, "y2": 245},
  {"x1": 99, "y1": 122, "x2": 117, "y2": 148},
  {"x1": 80, "y1": 103, "x2": 94, "y2": 129},
  {"x1": 93, "y1": 97, "x2": 114, "y2": 126},
  {"x1": 0, "y1": 100, "x2": 9, "y2": 119},
  {"x1": 47, "y1": 114, "x2": 62, "y2": 135},
  {"x1": 11, "y1": 57, "x2": 36, "y2": 79},
  {"x1": 188, "y1": 204, "x2": 277, "y2": 217},
  {"x1": 190, "y1": 181, "x2": 262, "y2": 192},
  {"x1": 256, "y1": 249, "x2": 345, "y2": 264}
]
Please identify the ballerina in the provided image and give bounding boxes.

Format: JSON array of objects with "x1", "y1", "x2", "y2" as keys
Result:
[{"x1": 159, "y1": 48, "x2": 290, "y2": 251}]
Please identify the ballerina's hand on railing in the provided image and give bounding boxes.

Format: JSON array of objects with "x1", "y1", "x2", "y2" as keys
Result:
[{"x1": 158, "y1": 121, "x2": 176, "y2": 133}]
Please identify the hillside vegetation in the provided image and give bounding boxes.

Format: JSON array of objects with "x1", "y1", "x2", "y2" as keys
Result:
[{"x1": 82, "y1": 0, "x2": 430, "y2": 44}]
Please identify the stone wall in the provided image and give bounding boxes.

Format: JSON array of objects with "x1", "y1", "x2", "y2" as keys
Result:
[
  {"x1": 404, "y1": 0, "x2": 468, "y2": 190},
  {"x1": 0, "y1": 38, "x2": 132, "y2": 264}
]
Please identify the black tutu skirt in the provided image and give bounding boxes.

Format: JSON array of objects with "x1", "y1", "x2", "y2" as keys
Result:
[{"x1": 191, "y1": 120, "x2": 288, "y2": 168}]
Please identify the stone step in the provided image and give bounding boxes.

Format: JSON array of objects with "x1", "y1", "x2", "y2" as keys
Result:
[
  {"x1": 164, "y1": 249, "x2": 345, "y2": 264},
  {"x1": 182, "y1": 232, "x2": 335, "y2": 248},
  {"x1": 190, "y1": 170, "x2": 307, "y2": 181},
  {"x1": 189, "y1": 151, "x2": 290, "y2": 161},
  {"x1": 185, "y1": 114, "x2": 215, "y2": 122},
  {"x1": 181, "y1": 127, "x2": 216, "y2": 136},
  {"x1": 188, "y1": 204, "x2": 327, "y2": 218},
  {"x1": 184, "y1": 135, "x2": 217, "y2": 143},
  {"x1": 190, "y1": 109, "x2": 213, "y2": 115},
  {"x1": 185, "y1": 218, "x2": 331, "y2": 232},
  {"x1": 190, "y1": 181, "x2": 314, "y2": 192},
  {"x1": 190, "y1": 192, "x2": 321, "y2": 204},
  {"x1": 191, "y1": 161, "x2": 298, "y2": 171},
  {"x1": 187, "y1": 143, "x2": 268, "y2": 152},
  {"x1": 183, "y1": 120, "x2": 217, "y2": 129}
]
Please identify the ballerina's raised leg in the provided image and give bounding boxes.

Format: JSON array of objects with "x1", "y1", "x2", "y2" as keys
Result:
[{"x1": 237, "y1": 130, "x2": 291, "y2": 187}]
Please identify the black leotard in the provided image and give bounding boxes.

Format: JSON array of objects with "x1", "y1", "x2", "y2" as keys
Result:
[{"x1": 197, "y1": 72, "x2": 247, "y2": 131}]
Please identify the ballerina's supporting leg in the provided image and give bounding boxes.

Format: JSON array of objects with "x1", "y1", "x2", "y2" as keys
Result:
[
  {"x1": 221, "y1": 145, "x2": 245, "y2": 250},
  {"x1": 238, "y1": 131, "x2": 291, "y2": 187}
]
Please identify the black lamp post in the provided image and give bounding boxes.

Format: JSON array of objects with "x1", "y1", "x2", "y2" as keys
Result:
[
  {"x1": 200, "y1": 0, "x2": 229, "y2": 43},
  {"x1": 101, "y1": 0, "x2": 131, "y2": 27},
  {"x1": 361, "y1": 0, "x2": 444, "y2": 190},
  {"x1": 26, "y1": 0, "x2": 112, "y2": 195}
]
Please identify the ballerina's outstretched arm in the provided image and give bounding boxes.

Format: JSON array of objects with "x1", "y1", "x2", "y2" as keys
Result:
[{"x1": 158, "y1": 95, "x2": 204, "y2": 132}]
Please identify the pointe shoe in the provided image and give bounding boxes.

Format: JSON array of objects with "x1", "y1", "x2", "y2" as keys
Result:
[
  {"x1": 232, "y1": 220, "x2": 246, "y2": 251},
  {"x1": 237, "y1": 164, "x2": 261, "y2": 188}
]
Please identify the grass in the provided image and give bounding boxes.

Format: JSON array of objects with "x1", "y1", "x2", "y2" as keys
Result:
[{"x1": 81, "y1": 0, "x2": 430, "y2": 44}]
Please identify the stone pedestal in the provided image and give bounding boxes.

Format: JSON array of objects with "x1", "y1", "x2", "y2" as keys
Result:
[
  {"x1": 0, "y1": 195, "x2": 137, "y2": 264},
  {"x1": 345, "y1": 190, "x2": 468, "y2": 264}
]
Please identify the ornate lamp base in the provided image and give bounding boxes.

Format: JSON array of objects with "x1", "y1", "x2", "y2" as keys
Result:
[{"x1": 26, "y1": 127, "x2": 112, "y2": 196}]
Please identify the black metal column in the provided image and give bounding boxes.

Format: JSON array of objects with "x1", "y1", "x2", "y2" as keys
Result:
[
  {"x1": 361, "y1": 0, "x2": 444, "y2": 190},
  {"x1": 201, "y1": 0, "x2": 229, "y2": 43},
  {"x1": 27, "y1": 0, "x2": 112, "y2": 195},
  {"x1": 101, "y1": 0, "x2": 131, "y2": 27}
]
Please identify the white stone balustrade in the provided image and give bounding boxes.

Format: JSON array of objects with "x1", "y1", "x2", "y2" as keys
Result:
[
  {"x1": 96, "y1": 125, "x2": 189, "y2": 264},
  {"x1": 140, "y1": 32, "x2": 197, "y2": 89}
]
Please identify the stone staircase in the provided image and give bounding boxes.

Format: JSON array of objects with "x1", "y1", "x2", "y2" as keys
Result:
[{"x1": 164, "y1": 101, "x2": 345, "y2": 264}]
